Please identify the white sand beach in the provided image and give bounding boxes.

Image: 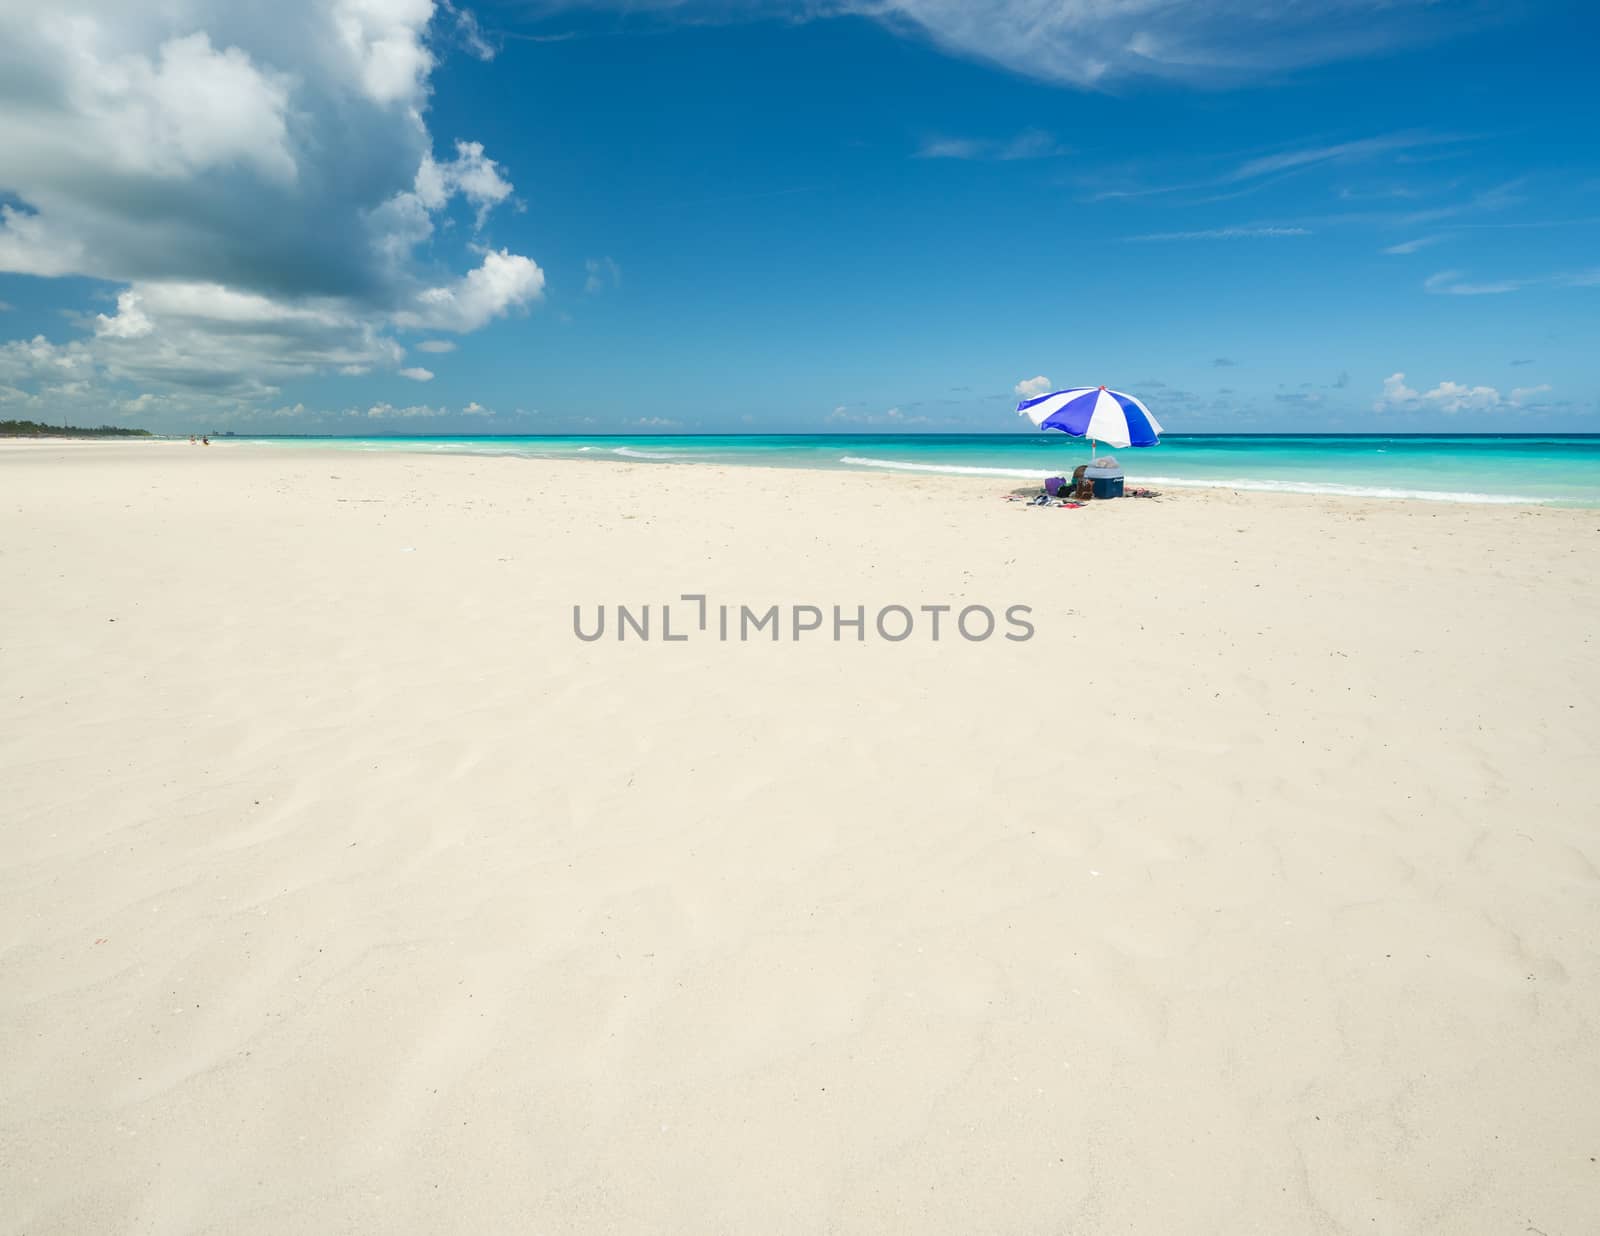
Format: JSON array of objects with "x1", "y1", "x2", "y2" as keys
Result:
[{"x1": 3, "y1": 440, "x2": 1597, "y2": 1234}]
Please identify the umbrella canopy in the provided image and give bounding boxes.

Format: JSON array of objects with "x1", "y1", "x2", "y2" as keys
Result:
[{"x1": 1017, "y1": 386, "x2": 1163, "y2": 449}]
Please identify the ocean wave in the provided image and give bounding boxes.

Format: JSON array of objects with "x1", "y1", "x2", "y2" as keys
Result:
[{"x1": 611, "y1": 446, "x2": 681, "y2": 460}]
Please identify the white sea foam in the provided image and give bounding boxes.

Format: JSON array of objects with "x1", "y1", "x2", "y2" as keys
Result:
[
  {"x1": 839, "y1": 456, "x2": 1553, "y2": 504},
  {"x1": 612, "y1": 446, "x2": 680, "y2": 460}
]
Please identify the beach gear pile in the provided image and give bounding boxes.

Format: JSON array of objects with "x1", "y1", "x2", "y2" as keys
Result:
[
  {"x1": 1004, "y1": 466, "x2": 1163, "y2": 508},
  {"x1": 1003, "y1": 490, "x2": 1085, "y2": 508}
]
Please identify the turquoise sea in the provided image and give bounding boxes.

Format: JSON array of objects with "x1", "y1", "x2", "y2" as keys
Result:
[{"x1": 240, "y1": 434, "x2": 1600, "y2": 507}]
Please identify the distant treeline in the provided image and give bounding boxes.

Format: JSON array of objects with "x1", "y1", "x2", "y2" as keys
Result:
[{"x1": 0, "y1": 420, "x2": 153, "y2": 437}]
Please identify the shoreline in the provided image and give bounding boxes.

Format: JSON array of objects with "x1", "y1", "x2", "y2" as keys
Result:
[{"x1": 4, "y1": 436, "x2": 1593, "y2": 510}]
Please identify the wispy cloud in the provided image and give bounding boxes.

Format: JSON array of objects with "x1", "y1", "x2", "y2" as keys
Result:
[
  {"x1": 1272, "y1": 179, "x2": 1536, "y2": 237},
  {"x1": 364, "y1": 402, "x2": 449, "y2": 419},
  {"x1": 650, "y1": 186, "x2": 818, "y2": 211},
  {"x1": 441, "y1": 2, "x2": 497, "y2": 60},
  {"x1": 1383, "y1": 234, "x2": 1449, "y2": 255},
  {"x1": 1213, "y1": 357, "x2": 1237, "y2": 367},
  {"x1": 1338, "y1": 184, "x2": 1434, "y2": 202},
  {"x1": 1269, "y1": 187, "x2": 1598, "y2": 255},
  {"x1": 1087, "y1": 130, "x2": 1466, "y2": 203},
  {"x1": 1126, "y1": 226, "x2": 1310, "y2": 242},
  {"x1": 584, "y1": 256, "x2": 622, "y2": 294},
  {"x1": 1397, "y1": 179, "x2": 1525, "y2": 227},
  {"x1": 511, "y1": 2, "x2": 1495, "y2": 89},
  {"x1": 1424, "y1": 267, "x2": 1600, "y2": 295},
  {"x1": 1423, "y1": 270, "x2": 1524, "y2": 295},
  {"x1": 916, "y1": 129, "x2": 1066, "y2": 161},
  {"x1": 828, "y1": 404, "x2": 929, "y2": 426},
  {"x1": 1229, "y1": 132, "x2": 1455, "y2": 182}
]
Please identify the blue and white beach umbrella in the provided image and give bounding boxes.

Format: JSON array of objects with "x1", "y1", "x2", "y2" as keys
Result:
[{"x1": 1016, "y1": 386, "x2": 1164, "y2": 451}]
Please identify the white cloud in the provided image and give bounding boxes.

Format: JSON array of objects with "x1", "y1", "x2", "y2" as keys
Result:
[
  {"x1": 1376, "y1": 372, "x2": 1419, "y2": 408},
  {"x1": 94, "y1": 291, "x2": 155, "y2": 340},
  {"x1": 79, "y1": 280, "x2": 404, "y2": 392},
  {"x1": 332, "y1": 0, "x2": 437, "y2": 105},
  {"x1": 415, "y1": 339, "x2": 457, "y2": 353},
  {"x1": 0, "y1": 335, "x2": 96, "y2": 384},
  {"x1": 399, "y1": 366, "x2": 434, "y2": 381},
  {"x1": 0, "y1": 333, "x2": 267, "y2": 419},
  {"x1": 1014, "y1": 375, "x2": 1051, "y2": 399},
  {"x1": 246, "y1": 398, "x2": 493, "y2": 424},
  {"x1": 400, "y1": 249, "x2": 545, "y2": 332},
  {"x1": 364, "y1": 401, "x2": 442, "y2": 418},
  {"x1": 1373, "y1": 371, "x2": 1552, "y2": 414},
  {"x1": 1421, "y1": 380, "x2": 1501, "y2": 413},
  {"x1": 0, "y1": 2, "x2": 543, "y2": 424},
  {"x1": 5, "y1": 25, "x2": 296, "y2": 187},
  {"x1": 410, "y1": 140, "x2": 515, "y2": 229},
  {"x1": 0, "y1": 205, "x2": 87, "y2": 279}
]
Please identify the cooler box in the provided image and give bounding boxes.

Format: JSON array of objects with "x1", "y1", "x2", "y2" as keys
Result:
[{"x1": 1084, "y1": 461, "x2": 1124, "y2": 499}]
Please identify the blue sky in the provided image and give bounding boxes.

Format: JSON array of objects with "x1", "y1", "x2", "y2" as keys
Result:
[{"x1": 1, "y1": 1, "x2": 1596, "y2": 433}]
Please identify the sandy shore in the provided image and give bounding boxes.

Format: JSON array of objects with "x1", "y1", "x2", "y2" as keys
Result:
[{"x1": 3, "y1": 440, "x2": 1597, "y2": 1233}]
